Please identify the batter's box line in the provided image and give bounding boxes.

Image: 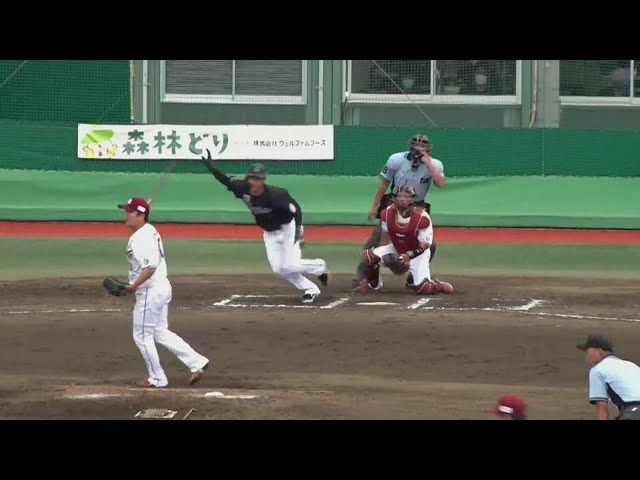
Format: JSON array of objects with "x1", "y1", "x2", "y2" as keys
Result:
[
  {"x1": 421, "y1": 306, "x2": 640, "y2": 324},
  {"x1": 212, "y1": 295, "x2": 350, "y2": 310}
]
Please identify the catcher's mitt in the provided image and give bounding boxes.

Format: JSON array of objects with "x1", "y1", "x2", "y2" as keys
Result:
[{"x1": 103, "y1": 277, "x2": 130, "y2": 297}]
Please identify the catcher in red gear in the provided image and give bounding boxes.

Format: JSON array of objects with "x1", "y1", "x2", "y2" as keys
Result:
[{"x1": 355, "y1": 184, "x2": 453, "y2": 295}]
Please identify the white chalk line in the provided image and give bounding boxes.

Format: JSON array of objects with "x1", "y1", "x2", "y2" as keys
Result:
[
  {"x1": 407, "y1": 298, "x2": 432, "y2": 310},
  {"x1": 503, "y1": 299, "x2": 548, "y2": 311},
  {"x1": 212, "y1": 297, "x2": 235, "y2": 307},
  {"x1": 7, "y1": 307, "x2": 124, "y2": 315},
  {"x1": 356, "y1": 302, "x2": 401, "y2": 306},
  {"x1": 421, "y1": 306, "x2": 640, "y2": 323},
  {"x1": 64, "y1": 393, "x2": 121, "y2": 400},
  {"x1": 320, "y1": 297, "x2": 350, "y2": 309},
  {"x1": 214, "y1": 303, "x2": 317, "y2": 309}
]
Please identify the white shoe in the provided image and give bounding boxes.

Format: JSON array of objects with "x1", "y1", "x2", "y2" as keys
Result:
[{"x1": 302, "y1": 292, "x2": 319, "y2": 303}]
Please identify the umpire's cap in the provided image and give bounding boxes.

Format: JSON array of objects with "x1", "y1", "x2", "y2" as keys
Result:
[
  {"x1": 576, "y1": 334, "x2": 614, "y2": 352},
  {"x1": 246, "y1": 163, "x2": 266, "y2": 180}
]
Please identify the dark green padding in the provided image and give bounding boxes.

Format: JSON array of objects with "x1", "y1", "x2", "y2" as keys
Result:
[{"x1": 1, "y1": 170, "x2": 639, "y2": 228}]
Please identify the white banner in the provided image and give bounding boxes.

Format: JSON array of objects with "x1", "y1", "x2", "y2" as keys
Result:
[{"x1": 77, "y1": 124, "x2": 334, "y2": 160}]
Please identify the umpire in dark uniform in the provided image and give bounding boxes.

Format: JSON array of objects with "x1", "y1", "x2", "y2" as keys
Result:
[{"x1": 353, "y1": 134, "x2": 446, "y2": 288}]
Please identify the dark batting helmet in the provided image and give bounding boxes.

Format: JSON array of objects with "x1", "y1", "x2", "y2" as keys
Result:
[{"x1": 408, "y1": 134, "x2": 433, "y2": 169}]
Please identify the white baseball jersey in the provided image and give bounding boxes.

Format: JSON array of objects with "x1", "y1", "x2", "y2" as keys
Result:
[{"x1": 127, "y1": 223, "x2": 168, "y2": 289}]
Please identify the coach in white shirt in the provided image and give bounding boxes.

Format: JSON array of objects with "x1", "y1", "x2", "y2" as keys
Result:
[{"x1": 577, "y1": 334, "x2": 640, "y2": 420}]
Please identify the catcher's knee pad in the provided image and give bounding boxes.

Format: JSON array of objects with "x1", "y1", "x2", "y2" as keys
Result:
[{"x1": 362, "y1": 248, "x2": 381, "y2": 266}]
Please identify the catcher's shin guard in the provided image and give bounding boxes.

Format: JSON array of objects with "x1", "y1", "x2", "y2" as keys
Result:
[{"x1": 355, "y1": 264, "x2": 381, "y2": 293}]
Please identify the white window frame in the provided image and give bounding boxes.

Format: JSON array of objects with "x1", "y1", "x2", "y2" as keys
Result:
[
  {"x1": 560, "y1": 60, "x2": 640, "y2": 107},
  {"x1": 344, "y1": 60, "x2": 522, "y2": 106},
  {"x1": 160, "y1": 60, "x2": 307, "y2": 105}
]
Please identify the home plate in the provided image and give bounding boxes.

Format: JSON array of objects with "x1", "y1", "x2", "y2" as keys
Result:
[
  {"x1": 204, "y1": 391, "x2": 260, "y2": 399},
  {"x1": 356, "y1": 302, "x2": 400, "y2": 306}
]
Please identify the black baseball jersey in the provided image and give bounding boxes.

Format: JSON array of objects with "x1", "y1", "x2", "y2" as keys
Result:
[
  {"x1": 227, "y1": 180, "x2": 301, "y2": 232},
  {"x1": 205, "y1": 163, "x2": 302, "y2": 232}
]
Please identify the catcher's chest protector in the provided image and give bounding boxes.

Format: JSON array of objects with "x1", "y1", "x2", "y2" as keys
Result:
[{"x1": 386, "y1": 206, "x2": 425, "y2": 255}]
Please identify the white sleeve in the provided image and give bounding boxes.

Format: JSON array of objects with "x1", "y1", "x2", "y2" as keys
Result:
[
  {"x1": 432, "y1": 158, "x2": 445, "y2": 175},
  {"x1": 417, "y1": 213, "x2": 433, "y2": 245},
  {"x1": 131, "y1": 233, "x2": 160, "y2": 269},
  {"x1": 417, "y1": 227, "x2": 433, "y2": 245},
  {"x1": 588, "y1": 368, "x2": 609, "y2": 404},
  {"x1": 381, "y1": 220, "x2": 389, "y2": 233}
]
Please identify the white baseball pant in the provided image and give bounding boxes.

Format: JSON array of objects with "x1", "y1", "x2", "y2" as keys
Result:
[
  {"x1": 263, "y1": 220, "x2": 326, "y2": 295},
  {"x1": 132, "y1": 280, "x2": 209, "y2": 387},
  {"x1": 373, "y1": 243, "x2": 432, "y2": 286}
]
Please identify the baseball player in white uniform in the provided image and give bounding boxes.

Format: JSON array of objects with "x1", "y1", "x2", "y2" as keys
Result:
[{"x1": 118, "y1": 197, "x2": 209, "y2": 388}]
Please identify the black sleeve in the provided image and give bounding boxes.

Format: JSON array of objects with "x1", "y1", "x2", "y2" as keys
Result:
[
  {"x1": 204, "y1": 162, "x2": 248, "y2": 198},
  {"x1": 228, "y1": 180, "x2": 248, "y2": 198},
  {"x1": 273, "y1": 189, "x2": 302, "y2": 226},
  {"x1": 205, "y1": 162, "x2": 234, "y2": 189}
]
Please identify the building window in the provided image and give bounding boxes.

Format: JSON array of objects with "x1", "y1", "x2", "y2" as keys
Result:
[
  {"x1": 351, "y1": 60, "x2": 431, "y2": 94},
  {"x1": 560, "y1": 60, "x2": 640, "y2": 105},
  {"x1": 162, "y1": 60, "x2": 306, "y2": 105},
  {"x1": 560, "y1": 60, "x2": 631, "y2": 97},
  {"x1": 435, "y1": 60, "x2": 517, "y2": 95},
  {"x1": 347, "y1": 60, "x2": 520, "y2": 105}
]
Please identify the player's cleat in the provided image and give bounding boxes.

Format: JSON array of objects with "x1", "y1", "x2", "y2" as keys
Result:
[
  {"x1": 188, "y1": 361, "x2": 209, "y2": 386},
  {"x1": 354, "y1": 282, "x2": 374, "y2": 294},
  {"x1": 405, "y1": 273, "x2": 415, "y2": 290},
  {"x1": 433, "y1": 279, "x2": 454, "y2": 294},
  {"x1": 415, "y1": 280, "x2": 437, "y2": 295},
  {"x1": 354, "y1": 278, "x2": 383, "y2": 294},
  {"x1": 302, "y1": 293, "x2": 319, "y2": 303},
  {"x1": 351, "y1": 277, "x2": 363, "y2": 289},
  {"x1": 318, "y1": 273, "x2": 329, "y2": 287},
  {"x1": 415, "y1": 279, "x2": 454, "y2": 295},
  {"x1": 135, "y1": 379, "x2": 164, "y2": 389}
]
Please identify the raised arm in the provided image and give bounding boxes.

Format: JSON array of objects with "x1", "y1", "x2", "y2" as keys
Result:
[
  {"x1": 422, "y1": 155, "x2": 446, "y2": 188},
  {"x1": 202, "y1": 149, "x2": 234, "y2": 189}
]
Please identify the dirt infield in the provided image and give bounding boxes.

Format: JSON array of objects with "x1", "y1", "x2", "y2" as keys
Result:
[
  {"x1": 1, "y1": 273, "x2": 639, "y2": 420},
  {"x1": 1, "y1": 221, "x2": 639, "y2": 244}
]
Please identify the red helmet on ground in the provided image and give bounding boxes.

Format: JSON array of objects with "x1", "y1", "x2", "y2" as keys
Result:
[{"x1": 491, "y1": 394, "x2": 527, "y2": 420}]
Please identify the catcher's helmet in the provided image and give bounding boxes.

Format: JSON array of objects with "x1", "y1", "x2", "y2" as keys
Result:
[{"x1": 393, "y1": 184, "x2": 417, "y2": 216}]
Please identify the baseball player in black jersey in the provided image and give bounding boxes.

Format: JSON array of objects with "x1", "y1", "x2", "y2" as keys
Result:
[{"x1": 202, "y1": 151, "x2": 328, "y2": 303}]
